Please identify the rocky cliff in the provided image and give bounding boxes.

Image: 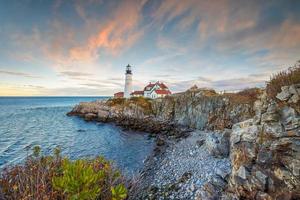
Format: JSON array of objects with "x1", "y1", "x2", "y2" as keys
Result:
[
  {"x1": 152, "y1": 88, "x2": 255, "y2": 130},
  {"x1": 68, "y1": 88, "x2": 255, "y2": 132},
  {"x1": 67, "y1": 85, "x2": 300, "y2": 200},
  {"x1": 229, "y1": 84, "x2": 300, "y2": 199}
]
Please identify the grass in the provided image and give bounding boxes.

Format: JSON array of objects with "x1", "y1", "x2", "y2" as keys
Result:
[
  {"x1": 106, "y1": 96, "x2": 153, "y2": 115},
  {"x1": 0, "y1": 146, "x2": 127, "y2": 200},
  {"x1": 223, "y1": 88, "x2": 262, "y2": 105},
  {"x1": 266, "y1": 60, "x2": 300, "y2": 100}
]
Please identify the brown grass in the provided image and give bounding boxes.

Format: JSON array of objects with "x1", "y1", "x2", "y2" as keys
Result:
[
  {"x1": 106, "y1": 97, "x2": 153, "y2": 114},
  {"x1": 223, "y1": 88, "x2": 262, "y2": 105},
  {"x1": 266, "y1": 60, "x2": 300, "y2": 99}
]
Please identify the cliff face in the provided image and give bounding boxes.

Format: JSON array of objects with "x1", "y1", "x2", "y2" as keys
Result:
[
  {"x1": 68, "y1": 89, "x2": 255, "y2": 131},
  {"x1": 229, "y1": 85, "x2": 300, "y2": 199},
  {"x1": 67, "y1": 85, "x2": 300, "y2": 199},
  {"x1": 152, "y1": 89, "x2": 254, "y2": 130}
]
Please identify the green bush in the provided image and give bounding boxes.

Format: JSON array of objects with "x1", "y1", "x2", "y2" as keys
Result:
[{"x1": 0, "y1": 147, "x2": 127, "y2": 200}]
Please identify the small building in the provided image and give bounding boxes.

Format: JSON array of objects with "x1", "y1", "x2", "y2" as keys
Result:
[
  {"x1": 113, "y1": 64, "x2": 171, "y2": 99},
  {"x1": 114, "y1": 92, "x2": 124, "y2": 98},
  {"x1": 135, "y1": 81, "x2": 171, "y2": 99},
  {"x1": 130, "y1": 90, "x2": 144, "y2": 97},
  {"x1": 152, "y1": 89, "x2": 171, "y2": 98}
]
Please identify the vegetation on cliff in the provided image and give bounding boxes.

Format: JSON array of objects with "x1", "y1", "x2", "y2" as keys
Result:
[
  {"x1": 0, "y1": 146, "x2": 127, "y2": 200},
  {"x1": 266, "y1": 60, "x2": 300, "y2": 99},
  {"x1": 106, "y1": 96, "x2": 153, "y2": 115}
]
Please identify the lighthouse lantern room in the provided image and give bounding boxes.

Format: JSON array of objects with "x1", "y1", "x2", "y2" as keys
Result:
[{"x1": 124, "y1": 64, "x2": 133, "y2": 98}]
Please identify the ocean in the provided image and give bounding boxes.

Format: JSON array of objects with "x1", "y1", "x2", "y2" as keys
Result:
[{"x1": 0, "y1": 97, "x2": 154, "y2": 175}]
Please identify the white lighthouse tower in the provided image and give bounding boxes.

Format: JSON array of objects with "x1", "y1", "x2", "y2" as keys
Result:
[{"x1": 124, "y1": 64, "x2": 133, "y2": 98}]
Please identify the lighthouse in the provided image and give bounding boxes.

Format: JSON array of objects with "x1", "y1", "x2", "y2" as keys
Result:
[{"x1": 124, "y1": 64, "x2": 133, "y2": 98}]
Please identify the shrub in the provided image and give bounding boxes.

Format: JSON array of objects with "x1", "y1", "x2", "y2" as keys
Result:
[
  {"x1": 223, "y1": 88, "x2": 262, "y2": 105},
  {"x1": 266, "y1": 60, "x2": 300, "y2": 99},
  {"x1": 106, "y1": 98, "x2": 126, "y2": 107},
  {"x1": 128, "y1": 97, "x2": 152, "y2": 114},
  {"x1": 106, "y1": 96, "x2": 153, "y2": 115},
  {"x1": 0, "y1": 147, "x2": 127, "y2": 200}
]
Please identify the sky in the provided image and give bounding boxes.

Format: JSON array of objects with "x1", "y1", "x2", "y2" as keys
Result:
[{"x1": 0, "y1": 0, "x2": 300, "y2": 96}]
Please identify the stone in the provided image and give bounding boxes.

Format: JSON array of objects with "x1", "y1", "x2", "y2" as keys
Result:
[
  {"x1": 263, "y1": 122, "x2": 285, "y2": 137},
  {"x1": 255, "y1": 170, "x2": 268, "y2": 188},
  {"x1": 257, "y1": 149, "x2": 273, "y2": 164},
  {"x1": 232, "y1": 119, "x2": 253, "y2": 130},
  {"x1": 253, "y1": 114, "x2": 261, "y2": 125},
  {"x1": 254, "y1": 100, "x2": 263, "y2": 114},
  {"x1": 216, "y1": 167, "x2": 231, "y2": 180},
  {"x1": 291, "y1": 159, "x2": 300, "y2": 176},
  {"x1": 205, "y1": 132, "x2": 229, "y2": 158},
  {"x1": 84, "y1": 113, "x2": 97, "y2": 121},
  {"x1": 288, "y1": 94, "x2": 300, "y2": 103},
  {"x1": 276, "y1": 86, "x2": 292, "y2": 101},
  {"x1": 267, "y1": 102, "x2": 278, "y2": 114},
  {"x1": 289, "y1": 85, "x2": 298, "y2": 95},
  {"x1": 256, "y1": 192, "x2": 272, "y2": 200},
  {"x1": 196, "y1": 139, "x2": 205, "y2": 147},
  {"x1": 285, "y1": 118, "x2": 300, "y2": 131},
  {"x1": 220, "y1": 193, "x2": 239, "y2": 200},
  {"x1": 156, "y1": 137, "x2": 165, "y2": 146},
  {"x1": 261, "y1": 112, "x2": 279, "y2": 123},
  {"x1": 280, "y1": 106, "x2": 296, "y2": 125},
  {"x1": 97, "y1": 110, "x2": 109, "y2": 120},
  {"x1": 236, "y1": 165, "x2": 249, "y2": 180},
  {"x1": 274, "y1": 167, "x2": 291, "y2": 180},
  {"x1": 241, "y1": 125, "x2": 261, "y2": 142}
]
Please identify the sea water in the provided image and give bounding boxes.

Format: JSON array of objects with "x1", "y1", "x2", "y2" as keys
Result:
[{"x1": 0, "y1": 97, "x2": 154, "y2": 175}]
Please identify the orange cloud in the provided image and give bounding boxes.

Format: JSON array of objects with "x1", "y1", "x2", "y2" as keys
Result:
[{"x1": 69, "y1": 0, "x2": 144, "y2": 62}]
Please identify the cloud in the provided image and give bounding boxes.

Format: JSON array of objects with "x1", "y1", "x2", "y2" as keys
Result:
[
  {"x1": 0, "y1": 70, "x2": 41, "y2": 78},
  {"x1": 9, "y1": 0, "x2": 145, "y2": 72},
  {"x1": 60, "y1": 71, "x2": 92, "y2": 78},
  {"x1": 167, "y1": 73, "x2": 267, "y2": 92}
]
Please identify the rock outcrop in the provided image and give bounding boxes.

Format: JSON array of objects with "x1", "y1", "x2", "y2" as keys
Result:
[
  {"x1": 67, "y1": 85, "x2": 300, "y2": 199},
  {"x1": 229, "y1": 86, "x2": 300, "y2": 199},
  {"x1": 152, "y1": 89, "x2": 254, "y2": 130},
  {"x1": 68, "y1": 88, "x2": 255, "y2": 133}
]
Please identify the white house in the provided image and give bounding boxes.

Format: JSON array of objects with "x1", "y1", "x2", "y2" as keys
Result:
[
  {"x1": 131, "y1": 81, "x2": 171, "y2": 99},
  {"x1": 114, "y1": 65, "x2": 171, "y2": 99}
]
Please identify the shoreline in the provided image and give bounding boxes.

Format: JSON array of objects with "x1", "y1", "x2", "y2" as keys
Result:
[{"x1": 66, "y1": 84, "x2": 300, "y2": 199}]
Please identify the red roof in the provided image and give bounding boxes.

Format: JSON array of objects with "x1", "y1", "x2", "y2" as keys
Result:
[
  {"x1": 154, "y1": 89, "x2": 171, "y2": 95},
  {"x1": 144, "y1": 83, "x2": 155, "y2": 91},
  {"x1": 158, "y1": 82, "x2": 168, "y2": 90},
  {"x1": 131, "y1": 91, "x2": 144, "y2": 95},
  {"x1": 114, "y1": 92, "x2": 124, "y2": 97}
]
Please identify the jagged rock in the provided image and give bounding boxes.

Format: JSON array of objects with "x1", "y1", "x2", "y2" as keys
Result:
[
  {"x1": 276, "y1": 86, "x2": 292, "y2": 101},
  {"x1": 195, "y1": 175, "x2": 227, "y2": 200},
  {"x1": 261, "y1": 112, "x2": 279, "y2": 123},
  {"x1": 156, "y1": 137, "x2": 165, "y2": 146},
  {"x1": 256, "y1": 192, "x2": 272, "y2": 200},
  {"x1": 289, "y1": 85, "x2": 298, "y2": 95},
  {"x1": 256, "y1": 148, "x2": 273, "y2": 164},
  {"x1": 263, "y1": 122, "x2": 285, "y2": 137},
  {"x1": 254, "y1": 170, "x2": 268, "y2": 190},
  {"x1": 232, "y1": 122, "x2": 261, "y2": 143},
  {"x1": 97, "y1": 110, "x2": 109, "y2": 121},
  {"x1": 205, "y1": 132, "x2": 229, "y2": 158},
  {"x1": 281, "y1": 106, "x2": 296, "y2": 125},
  {"x1": 236, "y1": 165, "x2": 249, "y2": 180},
  {"x1": 220, "y1": 193, "x2": 239, "y2": 200},
  {"x1": 196, "y1": 139, "x2": 205, "y2": 147},
  {"x1": 84, "y1": 113, "x2": 97, "y2": 121},
  {"x1": 289, "y1": 93, "x2": 300, "y2": 103},
  {"x1": 229, "y1": 85, "x2": 300, "y2": 200}
]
